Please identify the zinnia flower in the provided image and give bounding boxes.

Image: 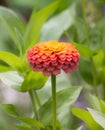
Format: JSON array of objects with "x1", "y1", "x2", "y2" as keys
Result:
[{"x1": 27, "y1": 41, "x2": 80, "y2": 76}]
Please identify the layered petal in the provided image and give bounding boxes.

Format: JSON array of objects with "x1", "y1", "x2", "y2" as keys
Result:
[{"x1": 27, "y1": 40, "x2": 80, "y2": 76}]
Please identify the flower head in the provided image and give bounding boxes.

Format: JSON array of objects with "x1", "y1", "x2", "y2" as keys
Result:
[{"x1": 27, "y1": 41, "x2": 80, "y2": 76}]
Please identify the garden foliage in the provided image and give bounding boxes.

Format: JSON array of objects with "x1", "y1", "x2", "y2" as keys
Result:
[{"x1": 0, "y1": 0, "x2": 105, "y2": 130}]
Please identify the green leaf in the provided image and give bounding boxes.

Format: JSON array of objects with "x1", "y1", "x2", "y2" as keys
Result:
[
  {"x1": 16, "y1": 124, "x2": 34, "y2": 130},
  {"x1": 0, "y1": 6, "x2": 25, "y2": 51},
  {"x1": 73, "y1": 18, "x2": 86, "y2": 43},
  {"x1": 72, "y1": 108, "x2": 103, "y2": 130},
  {"x1": 0, "y1": 112, "x2": 12, "y2": 130},
  {"x1": 40, "y1": 5, "x2": 76, "y2": 41},
  {"x1": 0, "y1": 51, "x2": 26, "y2": 72},
  {"x1": 0, "y1": 22, "x2": 18, "y2": 54},
  {"x1": 99, "y1": 100, "x2": 105, "y2": 115},
  {"x1": 73, "y1": 43, "x2": 96, "y2": 58},
  {"x1": 39, "y1": 86, "x2": 82, "y2": 125},
  {"x1": 18, "y1": 117, "x2": 44, "y2": 128},
  {"x1": 79, "y1": 56, "x2": 102, "y2": 86},
  {"x1": 23, "y1": 0, "x2": 59, "y2": 50},
  {"x1": 88, "y1": 108, "x2": 105, "y2": 129},
  {"x1": 79, "y1": 58, "x2": 93, "y2": 85},
  {"x1": 0, "y1": 65, "x2": 11, "y2": 72},
  {"x1": 89, "y1": 95, "x2": 105, "y2": 115},
  {"x1": 0, "y1": 71, "x2": 23, "y2": 92},
  {"x1": 12, "y1": 0, "x2": 36, "y2": 8},
  {"x1": 34, "y1": 0, "x2": 77, "y2": 11},
  {"x1": 0, "y1": 104, "x2": 19, "y2": 117},
  {"x1": 88, "y1": 95, "x2": 102, "y2": 112},
  {"x1": 0, "y1": 104, "x2": 44, "y2": 129},
  {"x1": 95, "y1": 17, "x2": 105, "y2": 30},
  {"x1": 21, "y1": 71, "x2": 48, "y2": 91},
  {"x1": 93, "y1": 50, "x2": 104, "y2": 68}
]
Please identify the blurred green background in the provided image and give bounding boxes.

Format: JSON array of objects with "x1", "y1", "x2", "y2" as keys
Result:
[{"x1": 0, "y1": 0, "x2": 105, "y2": 130}]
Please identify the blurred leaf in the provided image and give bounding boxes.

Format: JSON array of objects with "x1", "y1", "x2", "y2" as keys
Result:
[
  {"x1": 95, "y1": 17, "x2": 105, "y2": 30},
  {"x1": 88, "y1": 95, "x2": 102, "y2": 111},
  {"x1": 0, "y1": 21, "x2": 18, "y2": 54},
  {"x1": 0, "y1": 70, "x2": 47, "y2": 92},
  {"x1": 16, "y1": 124, "x2": 34, "y2": 130},
  {"x1": 89, "y1": 95, "x2": 105, "y2": 115},
  {"x1": 23, "y1": 0, "x2": 59, "y2": 50},
  {"x1": 36, "y1": 0, "x2": 77, "y2": 11},
  {"x1": 0, "y1": 51, "x2": 26, "y2": 72},
  {"x1": 56, "y1": 0, "x2": 78, "y2": 13},
  {"x1": 0, "y1": 6, "x2": 25, "y2": 52},
  {"x1": 0, "y1": 111, "x2": 15, "y2": 130},
  {"x1": 79, "y1": 57, "x2": 102, "y2": 86},
  {"x1": 73, "y1": 18, "x2": 86, "y2": 43},
  {"x1": 88, "y1": 108, "x2": 105, "y2": 129},
  {"x1": 39, "y1": 86, "x2": 82, "y2": 125},
  {"x1": 10, "y1": 0, "x2": 36, "y2": 8},
  {"x1": 79, "y1": 58, "x2": 93, "y2": 85},
  {"x1": 89, "y1": 30, "x2": 102, "y2": 50},
  {"x1": 18, "y1": 117, "x2": 44, "y2": 128},
  {"x1": 90, "y1": 16, "x2": 105, "y2": 50},
  {"x1": 12, "y1": 0, "x2": 77, "y2": 11},
  {"x1": 99, "y1": 100, "x2": 105, "y2": 115},
  {"x1": 40, "y1": 5, "x2": 75, "y2": 41},
  {"x1": 93, "y1": 50, "x2": 104, "y2": 68},
  {"x1": 0, "y1": 104, "x2": 44, "y2": 129},
  {"x1": 0, "y1": 65, "x2": 11, "y2": 72},
  {"x1": 90, "y1": 17, "x2": 105, "y2": 51},
  {"x1": 0, "y1": 71, "x2": 23, "y2": 92},
  {"x1": 72, "y1": 108, "x2": 103, "y2": 130},
  {"x1": 0, "y1": 104, "x2": 19, "y2": 117},
  {"x1": 73, "y1": 43, "x2": 96, "y2": 58},
  {"x1": 79, "y1": 49, "x2": 104, "y2": 86},
  {"x1": 22, "y1": 71, "x2": 48, "y2": 91}
]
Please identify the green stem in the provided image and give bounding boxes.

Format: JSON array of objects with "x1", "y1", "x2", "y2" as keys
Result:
[
  {"x1": 34, "y1": 91, "x2": 42, "y2": 107},
  {"x1": 51, "y1": 75, "x2": 56, "y2": 130},
  {"x1": 29, "y1": 90, "x2": 39, "y2": 121},
  {"x1": 81, "y1": 0, "x2": 90, "y2": 47},
  {"x1": 90, "y1": 57, "x2": 99, "y2": 97},
  {"x1": 82, "y1": 0, "x2": 99, "y2": 97}
]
